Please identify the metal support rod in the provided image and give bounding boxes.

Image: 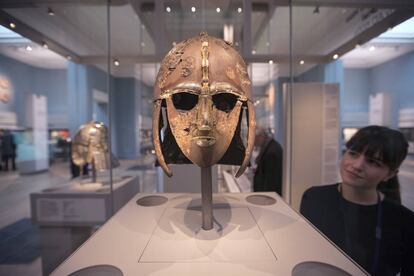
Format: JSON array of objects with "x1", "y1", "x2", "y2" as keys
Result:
[
  {"x1": 201, "y1": 167, "x2": 213, "y2": 230},
  {"x1": 92, "y1": 160, "x2": 97, "y2": 183},
  {"x1": 106, "y1": 0, "x2": 114, "y2": 216}
]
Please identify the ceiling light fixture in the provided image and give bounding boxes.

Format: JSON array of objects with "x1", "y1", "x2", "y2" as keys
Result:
[
  {"x1": 333, "y1": 54, "x2": 339, "y2": 60},
  {"x1": 9, "y1": 22, "x2": 16, "y2": 29},
  {"x1": 237, "y1": 7, "x2": 242, "y2": 13},
  {"x1": 216, "y1": 7, "x2": 221, "y2": 13},
  {"x1": 369, "y1": 45, "x2": 375, "y2": 52},
  {"x1": 42, "y1": 41, "x2": 48, "y2": 48},
  {"x1": 251, "y1": 49, "x2": 256, "y2": 55},
  {"x1": 47, "y1": 7, "x2": 55, "y2": 16},
  {"x1": 25, "y1": 45, "x2": 32, "y2": 51},
  {"x1": 313, "y1": 6, "x2": 319, "y2": 14},
  {"x1": 113, "y1": 59, "x2": 120, "y2": 66},
  {"x1": 191, "y1": 6, "x2": 196, "y2": 13},
  {"x1": 300, "y1": 60, "x2": 305, "y2": 65},
  {"x1": 269, "y1": 60, "x2": 273, "y2": 64},
  {"x1": 166, "y1": 6, "x2": 171, "y2": 13}
]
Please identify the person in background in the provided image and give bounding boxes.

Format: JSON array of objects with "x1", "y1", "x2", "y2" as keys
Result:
[
  {"x1": 1, "y1": 130, "x2": 16, "y2": 171},
  {"x1": 300, "y1": 125, "x2": 414, "y2": 275},
  {"x1": 68, "y1": 141, "x2": 88, "y2": 179},
  {"x1": 253, "y1": 127, "x2": 283, "y2": 195}
]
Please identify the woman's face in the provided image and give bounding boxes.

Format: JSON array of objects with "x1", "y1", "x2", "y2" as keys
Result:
[{"x1": 340, "y1": 149, "x2": 396, "y2": 190}]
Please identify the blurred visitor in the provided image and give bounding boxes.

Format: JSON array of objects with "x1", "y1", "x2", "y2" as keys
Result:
[
  {"x1": 253, "y1": 127, "x2": 283, "y2": 195},
  {"x1": 1, "y1": 130, "x2": 16, "y2": 171}
]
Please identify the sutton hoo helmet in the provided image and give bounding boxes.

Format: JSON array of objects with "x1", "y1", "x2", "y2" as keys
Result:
[
  {"x1": 153, "y1": 32, "x2": 255, "y2": 177},
  {"x1": 72, "y1": 121, "x2": 119, "y2": 171}
]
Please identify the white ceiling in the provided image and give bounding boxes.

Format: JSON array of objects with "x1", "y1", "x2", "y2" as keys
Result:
[
  {"x1": 0, "y1": 25, "x2": 67, "y2": 69},
  {"x1": 0, "y1": 2, "x2": 413, "y2": 86},
  {"x1": 341, "y1": 17, "x2": 414, "y2": 68}
]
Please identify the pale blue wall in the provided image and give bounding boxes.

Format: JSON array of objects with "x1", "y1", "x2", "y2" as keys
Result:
[
  {"x1": 0, "y1": 54, "x2": 68, "y2": 127},
  {"x1": 113, "y1": 77, "x2": 137, "y2": 159},
  {"x1": 0, "y1": 55, "x2": 149, "y2": 160},
  {"x1": 67, "y1": 62, "x2": 90, "y2": 135},
  {"x1": 296, "y1": 60, "x2": 344, "y2": 86},
  {"x1": 343, "y1": 69, "x2": 370, "y2": 114},
  {"x1": 0, "y1": 55, "x2": 30, "y2": 124},
  {"x1": 344, "y1": 50, "x2": 414, "y2": 128},
  {"x1": 32, "y1": 67, "x2": 68, "y2": 126},
  {"x1": 370, "y1": 50, "x2": 414, "y2": 127},
  {"x1": 296, "y1": 65, "x2": 325, "y2": 83}
]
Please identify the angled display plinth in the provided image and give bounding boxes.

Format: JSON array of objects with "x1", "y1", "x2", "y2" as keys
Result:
[{"x1": 52, "y1": 192, "x2": 367, "y2": 276}]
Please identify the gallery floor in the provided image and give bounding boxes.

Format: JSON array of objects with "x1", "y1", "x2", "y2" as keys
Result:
[{"x1": 0, "y1": 156, "x2": 413, "y2": 276}]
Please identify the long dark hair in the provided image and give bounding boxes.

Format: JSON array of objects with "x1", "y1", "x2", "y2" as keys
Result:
[{"x1": 346, "y1": 125, "x2": 408, "y2": 203}]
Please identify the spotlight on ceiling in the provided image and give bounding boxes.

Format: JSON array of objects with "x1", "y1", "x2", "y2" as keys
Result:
[
  {"x1": 25, "y1": 45, "x2": 33, "y2": 51},
  {"x1": 41, "y1": 41, "x2": 48, "y2": 48},
  {"x1": 191, "y1": 6, "x2": 196, "y2": 13},
  {"x1": 333, "y1": 54, "x2": 339, "y2": 60},
  {"x1": 47, "y1": 7, "x2": 55, "y2": 16},
  {"x1": 216, "y1": 7, "x2": 221, "y2": 13},
  {"x1": 166, "y1": 6, "x2": 171, "y2": 13},
  {"x1": 113, "y1": 59, "x2": 120, "y2": 66},
  {"x1": 9, "y1": 22, "x2": 16, "y2": 29},
  {"x1": 269, "y1": 60, "x2": 274, "y2": 64},
  {"x1": 237, "y1": 7, "x2": 242, "y2": 13},
  {"x1": 300, "y1": 60, "x2": 305, "y2": 65}
]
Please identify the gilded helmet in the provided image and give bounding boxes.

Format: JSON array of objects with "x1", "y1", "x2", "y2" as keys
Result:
[
  {"x1": 72, "y1": 121, "x2": 119, "y2": 171},
  {"x1": 153, "y1": 33, "x2": 255, "y2": 177}
]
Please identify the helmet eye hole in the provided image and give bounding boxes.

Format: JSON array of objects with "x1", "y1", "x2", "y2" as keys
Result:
[
  {"x1": 172, "y1": 92, "x2": 198, "y2": 111},
  {"x1": 212, "y1": 93, "x2": 238, "y2": 113}
]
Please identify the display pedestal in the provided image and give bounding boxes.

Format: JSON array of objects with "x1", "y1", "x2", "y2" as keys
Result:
[
  {"x1": 30, "y1": 175, "x2": 139, "y2": 275},
  {"x1": 51, "y1": 192, "x2": 367, "y2": 276}
]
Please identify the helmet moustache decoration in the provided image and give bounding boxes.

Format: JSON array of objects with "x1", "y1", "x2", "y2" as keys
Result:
[{"x1": 153, "y1": 33, "x2": 255, "y2": 177}]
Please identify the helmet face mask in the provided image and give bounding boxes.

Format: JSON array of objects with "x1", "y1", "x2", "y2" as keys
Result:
[{"x1": 153, "y1": 33, "x2": 255, "y2": 177}]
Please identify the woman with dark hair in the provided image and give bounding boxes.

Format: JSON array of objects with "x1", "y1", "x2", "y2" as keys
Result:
[{"x1": 300, "y1": 125, "x2": 414, "y2": 276}]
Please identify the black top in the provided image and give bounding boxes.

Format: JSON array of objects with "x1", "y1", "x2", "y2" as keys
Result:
[
  {"x1": 300, "y1": 183, "x2": 414, "y2": 276},
  {"x1": 253, "y1": 139, "x2": 283, "y2": 195}
]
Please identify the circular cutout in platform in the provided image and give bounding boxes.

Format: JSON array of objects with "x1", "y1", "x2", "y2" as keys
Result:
[
  {"x1": 292, "y1": 261, "x2": 352, "y2": 276},
  {"x1": 136, "y1": 195, "x2": 168, "y2": 207},
  {"x1": 245, "y1": 194, "x2": 276, "y2": 205},
  {"x1": 69, "y1": 265, "x2": 123, "y2": 276}
]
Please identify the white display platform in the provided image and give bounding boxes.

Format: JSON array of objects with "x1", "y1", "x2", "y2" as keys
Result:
[
  {"x1": 52, "y1": 192, "x2": 367, "y2": 276},
  {"x1": 30, "y1": 175, "x2": 139, "y2": 226}
]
